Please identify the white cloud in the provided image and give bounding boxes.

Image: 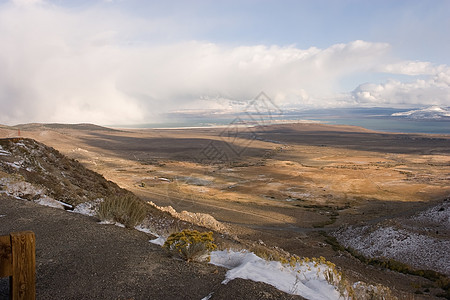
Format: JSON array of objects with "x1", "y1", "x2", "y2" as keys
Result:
[
  {"x1": 352, "y1": 69, "x2": 450, "y2": 107},
  {"x1": 11, "y1": 0, "x2": 44, "y2": 7},
  {"x1": 378, "y1": 61, "x2": 449, "y2": 76},
  {"x1": 0, "y1": 1, "x2": 448, "y2": 125}
]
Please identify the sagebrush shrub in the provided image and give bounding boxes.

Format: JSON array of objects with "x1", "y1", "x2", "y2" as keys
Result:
[
  {"x1": 96, "y1": 194, "x2": 147, "y2": 228},
  {"x1": 163, "y1": 229, "x2": 217, "y2": 262}
]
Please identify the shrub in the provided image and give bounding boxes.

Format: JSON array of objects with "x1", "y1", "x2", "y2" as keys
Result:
[
  {"x1": 163, "y1": 229, "x2": 217, "y2": 262},
  {"x1": 96, "y1": 194, "x2": 147, "y2": 228}
]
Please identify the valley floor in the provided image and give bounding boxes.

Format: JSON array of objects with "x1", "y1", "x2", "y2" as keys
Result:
[{"x1": 1, "y1": 122, "x2": 449, "y2": 298}]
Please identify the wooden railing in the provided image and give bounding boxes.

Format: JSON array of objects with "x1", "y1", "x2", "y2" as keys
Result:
[{"x1": 0, "y1": 231, "x2": 36, "y2": 300}]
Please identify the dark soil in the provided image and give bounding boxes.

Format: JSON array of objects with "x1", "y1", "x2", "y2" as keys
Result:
[{"x1": 0, "y1": 195, "x2": 303, "y2": 300}]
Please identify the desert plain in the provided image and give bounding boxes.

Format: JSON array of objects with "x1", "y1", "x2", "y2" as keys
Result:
[{"x1": 1, "y1": 121, "x2": 449, "y2": 297}]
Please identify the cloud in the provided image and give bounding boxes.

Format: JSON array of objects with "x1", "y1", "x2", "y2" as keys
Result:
[
  {"x1": 0, "y1": 1, "x2": 448, "y2": 125},
  {"x1": 11, "y1": 0, "x2": 44, "y2": 7},
  {"x1": 351, "y1": 68, "x2": 450, "y2": 107},
  {"x1": 378, "y1": 61, "x2": 449, "y2": 76},
  {"x1": 117, "y1": 40, "x2": 390, "y2": 109}
]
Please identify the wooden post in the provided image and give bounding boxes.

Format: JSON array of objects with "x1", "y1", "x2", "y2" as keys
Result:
[
  {"x1": 0, "y1": 235, "x2": 12, "y2": 277},
  {"x1": 0, "y1": 231, "x2": 36, "y2": 300}
]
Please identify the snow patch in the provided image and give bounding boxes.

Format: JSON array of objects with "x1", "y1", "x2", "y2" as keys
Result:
[
  {"x1": 35, "y1": 196, "x2": 65, "y2": 209},
  {"x1": 0, "y1": 177, "x2": 68, "y2": 209},
  {"x1": 98, "y1": 220, "x2": 126, "y2": 228},
  {"x1": 135, "y1": 224, "x2": 167, "y2": 246},
  {"x1": 201, "y1": 292, "x2": 214, "y2": 300},
  {"x1": 134, "y1": 224, "x2": 157, "y2": 235},
  {"x1": 72, "y1": 199, "x2": 103, "y2": 216},
  {"x1": 334, "y1": 224, "x2": 450, "y2": 275},
  {"x1": 5, "y1": 162, "x2": 21, "y2": 169},
  {"x1": 149, "y1": 236, "x2": 166, "y2": 246},
  {"x1": 392, "y1": 106, "x2": 450, "y2": 119},
  {"x1": 0, "y1": 177, "x2": 45, "y2": 198},
  {"x1": 98, "y1": 220, "x2": 114, "y2": 225},
  {"x1": 210, "y1": 250, "x2": 342, "y2": 300},
  {"x1": 0, "y1": 150, "x2": 11, "y2": 156},
  {"x1": 414, "y1": 201, "x2": 450, "y2": 227}
]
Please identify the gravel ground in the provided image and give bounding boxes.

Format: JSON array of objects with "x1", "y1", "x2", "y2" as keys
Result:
[{"x1": 0, "y1": 195, "x2": 303, "y2": 300}]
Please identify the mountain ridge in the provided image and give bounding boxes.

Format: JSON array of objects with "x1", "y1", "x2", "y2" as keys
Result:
[
  {"x1": 11, "y1": 123, "x2": 118, "y2": 131},
  {"x1": 392, "y1": 106, "x2": 450, "y2": 120}
]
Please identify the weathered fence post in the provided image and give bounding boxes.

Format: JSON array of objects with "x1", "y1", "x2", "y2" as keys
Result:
[{"x1": 0, "y1": 231, "x2": 36, "y2": 300}]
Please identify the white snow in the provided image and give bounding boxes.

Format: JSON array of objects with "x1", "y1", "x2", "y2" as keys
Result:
[
  {"x1": 335, "y1": 225, "x2": 450, "y2": 275},
  {"x1": 0, "y1": 178, "x2": 45, "y2": 198},
  {"x1": 54, "y1": 200, "x2": 73, "y2": 209},
  {"x1": 392, "y1": 106, "x2": 450, "y2": 119},
  {"x1": 35, "y1": 196, "x2": 65, "y2": 209},
  {"x1": 200, "y1": 292, "x2": 214, "y2": 300},
  {"x1": 414, "y1": 201, "x2": 450, "y2": 226},
  {"x1": 146, "y1": 229, "x2": 345, "y2": 299},
  {"x1": 134, "y1": 224, "x2": 159, "y2": 236},
  {"x1": 0, "y1": 149, "x2": 11, "y2": 156},
  {"x1": 210, "y1": 250, "x2": 342, "y2": 300},
  {"x1": 134, "y1": 224, "x2": 153, "y2": 234},
  {"x1": 5, "y1": 161, "x2": 21, "y2": 169},
  {"x1": 98, "y1": 220, "x2": 114, "y2": 225},
  {"x1": 334, "y1": 201, "x2": 450, "y2": 276},
  {"x1": 98, "y1": 220, "x2": 126, "y2": 228},
  {"x1": 149, "y1": 236, "x2": 166, "y2": 246},
  {"x1": 135, "y1": 224, "x2": 167, "y2": 246},
  {"x1": 0, "y1": 177, "x2": 68, "y2": 209},
  {"x1": 72, "y1": 198, "x2": 103, "y2": 216}
]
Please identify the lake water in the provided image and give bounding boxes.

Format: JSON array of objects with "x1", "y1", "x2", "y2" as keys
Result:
[
  {"x1": 297, "y1": 117, "x2": 450, "y2": 135},
  {"x1": 115, "y1": 117, "x2": 450, "y2": 135}
]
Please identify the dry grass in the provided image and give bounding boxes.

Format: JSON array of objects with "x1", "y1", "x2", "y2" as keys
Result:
[{"x1": 96, "y1": 194, "x2": 148, "y2": 228}]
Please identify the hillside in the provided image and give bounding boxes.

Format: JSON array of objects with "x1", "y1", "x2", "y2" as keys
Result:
[
  {"x1": 14, "y1": 123, "x2": 118, "y2": 132},
  {"x1": 0, "y1": 137, "x2": 130, "y2": 206},
  {"x1": 0, "y1": 137, "x2": 306, "y2": 299},
  {"x1": 333, "y1": 199, "x2": 450, "y2": 275}
]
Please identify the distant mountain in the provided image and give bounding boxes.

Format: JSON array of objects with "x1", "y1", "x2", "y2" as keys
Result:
[
  {"x1": 13, "y1": 123, "x2": 117, "y2": 131},
  {"x1": 391, "y1": 106, "x2": 450, "y2": 120}
]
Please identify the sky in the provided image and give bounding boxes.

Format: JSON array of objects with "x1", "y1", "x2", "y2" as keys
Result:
[{"x1": 0, "y1": 0, "x2": 449, "y2": 125}]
